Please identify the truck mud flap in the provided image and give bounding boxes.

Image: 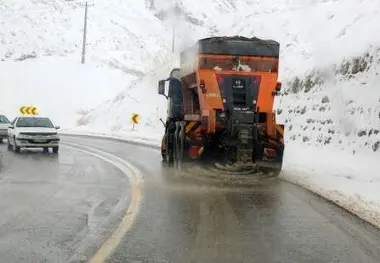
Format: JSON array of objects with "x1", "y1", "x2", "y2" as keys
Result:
[{"x1": 254, "y1": 145, "x2": 284, "y2": 173}]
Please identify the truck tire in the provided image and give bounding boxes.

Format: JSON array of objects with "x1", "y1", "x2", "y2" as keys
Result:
[
  {"x1": 161, "y1": 133, "x2": 174, "y2": 166},
  {"x1": 165, "y1": 134, "x2": 174, "y2": 165},
  {"x1": 173, "y1": 132, "x2": 178, "y2": 168},
  {"x1": 174, "y1": 121, "x2": 185, "y2": 170},
  {"x1": 178, "y1": 125, "x2": 185, "y2": 163}
]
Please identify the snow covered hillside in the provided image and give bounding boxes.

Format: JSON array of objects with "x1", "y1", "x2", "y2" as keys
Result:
[
  {"x1": 279, "y1": 48, "x2": 380, "y2": 156},
  {"x1": 0, "y1": 0, "x2": 175, "y2": 125},
  {"x1": 279, "y1": 47, "x2": 380, "y2": 228},
  {"x1": 0, "y1": 56, "x2": 134, "y2": 126},
  {"x1": 0, "y1": 0, "x2": 172, "y2": 72},
  {"x1": 77, "y1": 0, "x2": 380, "y2": 135}
]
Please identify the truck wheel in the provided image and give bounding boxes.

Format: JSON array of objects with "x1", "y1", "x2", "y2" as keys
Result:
[
  {"x1": 166, "y1": 133, "x2": 174, "y2": 165},
  {"x1": 161, "y1": 134, "x2": 174, "y2": 166},
  {"x1": 161, "y1": 135, "x2": 168, "y2": 162},
  {"x1": 174, "y1": 122, "x2": 185, "y2": 170},
  {"x1": 173, "y1": 135, "x2": 178, "y2": 168},
  {"x1": 178, "y1": 126, "x2": 185, "y2": 163},
  {"x1": 52, "y1": 147, "x2": 59, "y2": 154},
  {"x1": 175, "y1": 137, "x2": 180, "y2": 169}
]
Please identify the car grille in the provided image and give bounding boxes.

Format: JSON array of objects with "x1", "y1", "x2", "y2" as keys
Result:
[
  {"x1": 0, "y1": 129, "x2": 7, "y2": 135},
  {"x1": 19, "y1": 132, "x2": 57, "y2": 136},
  {"x1": 26, "y1": 139, "x2": 59, "y2": 144}
]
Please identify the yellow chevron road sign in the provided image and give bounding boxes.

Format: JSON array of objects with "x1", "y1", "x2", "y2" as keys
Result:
[
  {"x1": 131, "y1": 113, "x2": 141, "y2": 131},
  {"x1": 131, "y1": 113, "x2": 141, "y2": 124},
  {"x1": 19, "y1": 106, "x2": 38, "y2": 115}
]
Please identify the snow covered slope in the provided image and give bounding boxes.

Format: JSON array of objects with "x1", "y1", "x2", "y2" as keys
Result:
[
  {"x1": 230, "y1": 0, "x2": 380, "y2": 77},
  {"x1": 1, "y1": 0, "x2": 243, "y2": 125},
  {"x1": 279, "y1": 47, "x2": 380, "y2": 156},
  {"x1": 1, "y1": 0, "x2": 174, "y2": 124},
  {"x1": 279, "y1": 47, "x2": 380, "y2": 228},
  {"x1": 0, "y1": 56, "x2": 134, "y2": 127},
  {"x1": 0, "y1": 0, "x2": 172, "y2": 72},
  {"x1": 77, "y1": 0, "x2": 380, "y2": 142}
]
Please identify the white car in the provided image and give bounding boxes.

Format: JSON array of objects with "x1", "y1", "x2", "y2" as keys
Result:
[
  {"x1": 0, "y1": 115, "x2": 11, "y2": 142},
  {"x1": 7, "y1": 116, "x2": 60, "y2": 153}
]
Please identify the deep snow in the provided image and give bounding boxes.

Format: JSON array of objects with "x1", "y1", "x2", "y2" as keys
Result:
[{"x1": 1, "y1": 0, "x2": 380, "y2": 228}]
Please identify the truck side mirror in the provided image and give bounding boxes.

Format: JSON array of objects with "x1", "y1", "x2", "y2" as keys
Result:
[{"x1": 158, "y1": 80, "x2": 168, "y2": 99}]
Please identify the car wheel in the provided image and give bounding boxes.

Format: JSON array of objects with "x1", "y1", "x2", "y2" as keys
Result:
[
  {"x1": 14, "y1": 144, "x2": 21, "y2": 153},
  {"x1": 7, "y1": 139, "x2": 12, "y2": 151},
  {"x1": 52, "y1": 146, "x2": 59, "y2": 154},
  {"x1": 13, "y1": 137, "x2": 21, "y2": 153}
]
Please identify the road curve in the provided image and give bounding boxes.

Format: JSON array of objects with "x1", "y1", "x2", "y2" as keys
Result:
[
  {"x1": 63, "y1": 136, "x2": 380, "y2": 263},
  {"x1": 0, "y1": 139, "x2": 134, "y2": 263},
  {"x1": 1, "y1": 136, "x2": 380, "y2": 263}
]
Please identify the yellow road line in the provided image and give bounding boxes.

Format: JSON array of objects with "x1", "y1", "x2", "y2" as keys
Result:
[{"x1": 62, "y1": 142, "x2": 143, "y2": 263}]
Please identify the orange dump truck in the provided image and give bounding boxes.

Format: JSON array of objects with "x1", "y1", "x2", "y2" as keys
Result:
[{"x1": 158, "y1": 36, "x2": 285, "y2": 172}]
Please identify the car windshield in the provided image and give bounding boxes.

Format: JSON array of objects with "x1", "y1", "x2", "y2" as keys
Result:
[
  {"x1": 0, "y1": 115, "x2": 10, "y2": 124},
  {"x1": 16, "y1": 117, "x2": 54, "y2": 128}
]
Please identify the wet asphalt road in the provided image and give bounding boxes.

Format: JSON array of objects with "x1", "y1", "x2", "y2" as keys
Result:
[
  {"x1": 1, "y1": 136, "x2": 380, "y2": 263},
  {"x1": 0, "y1": 138, "x2": 131, "y2": 262}
]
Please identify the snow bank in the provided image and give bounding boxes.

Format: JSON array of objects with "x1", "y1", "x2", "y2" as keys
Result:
[
  {"x1": 282, "y1": 143, "x2": 380, "y2": 228},
  {"x1": 276, "y1": 46, "x2": 380, "y2": 227}
]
